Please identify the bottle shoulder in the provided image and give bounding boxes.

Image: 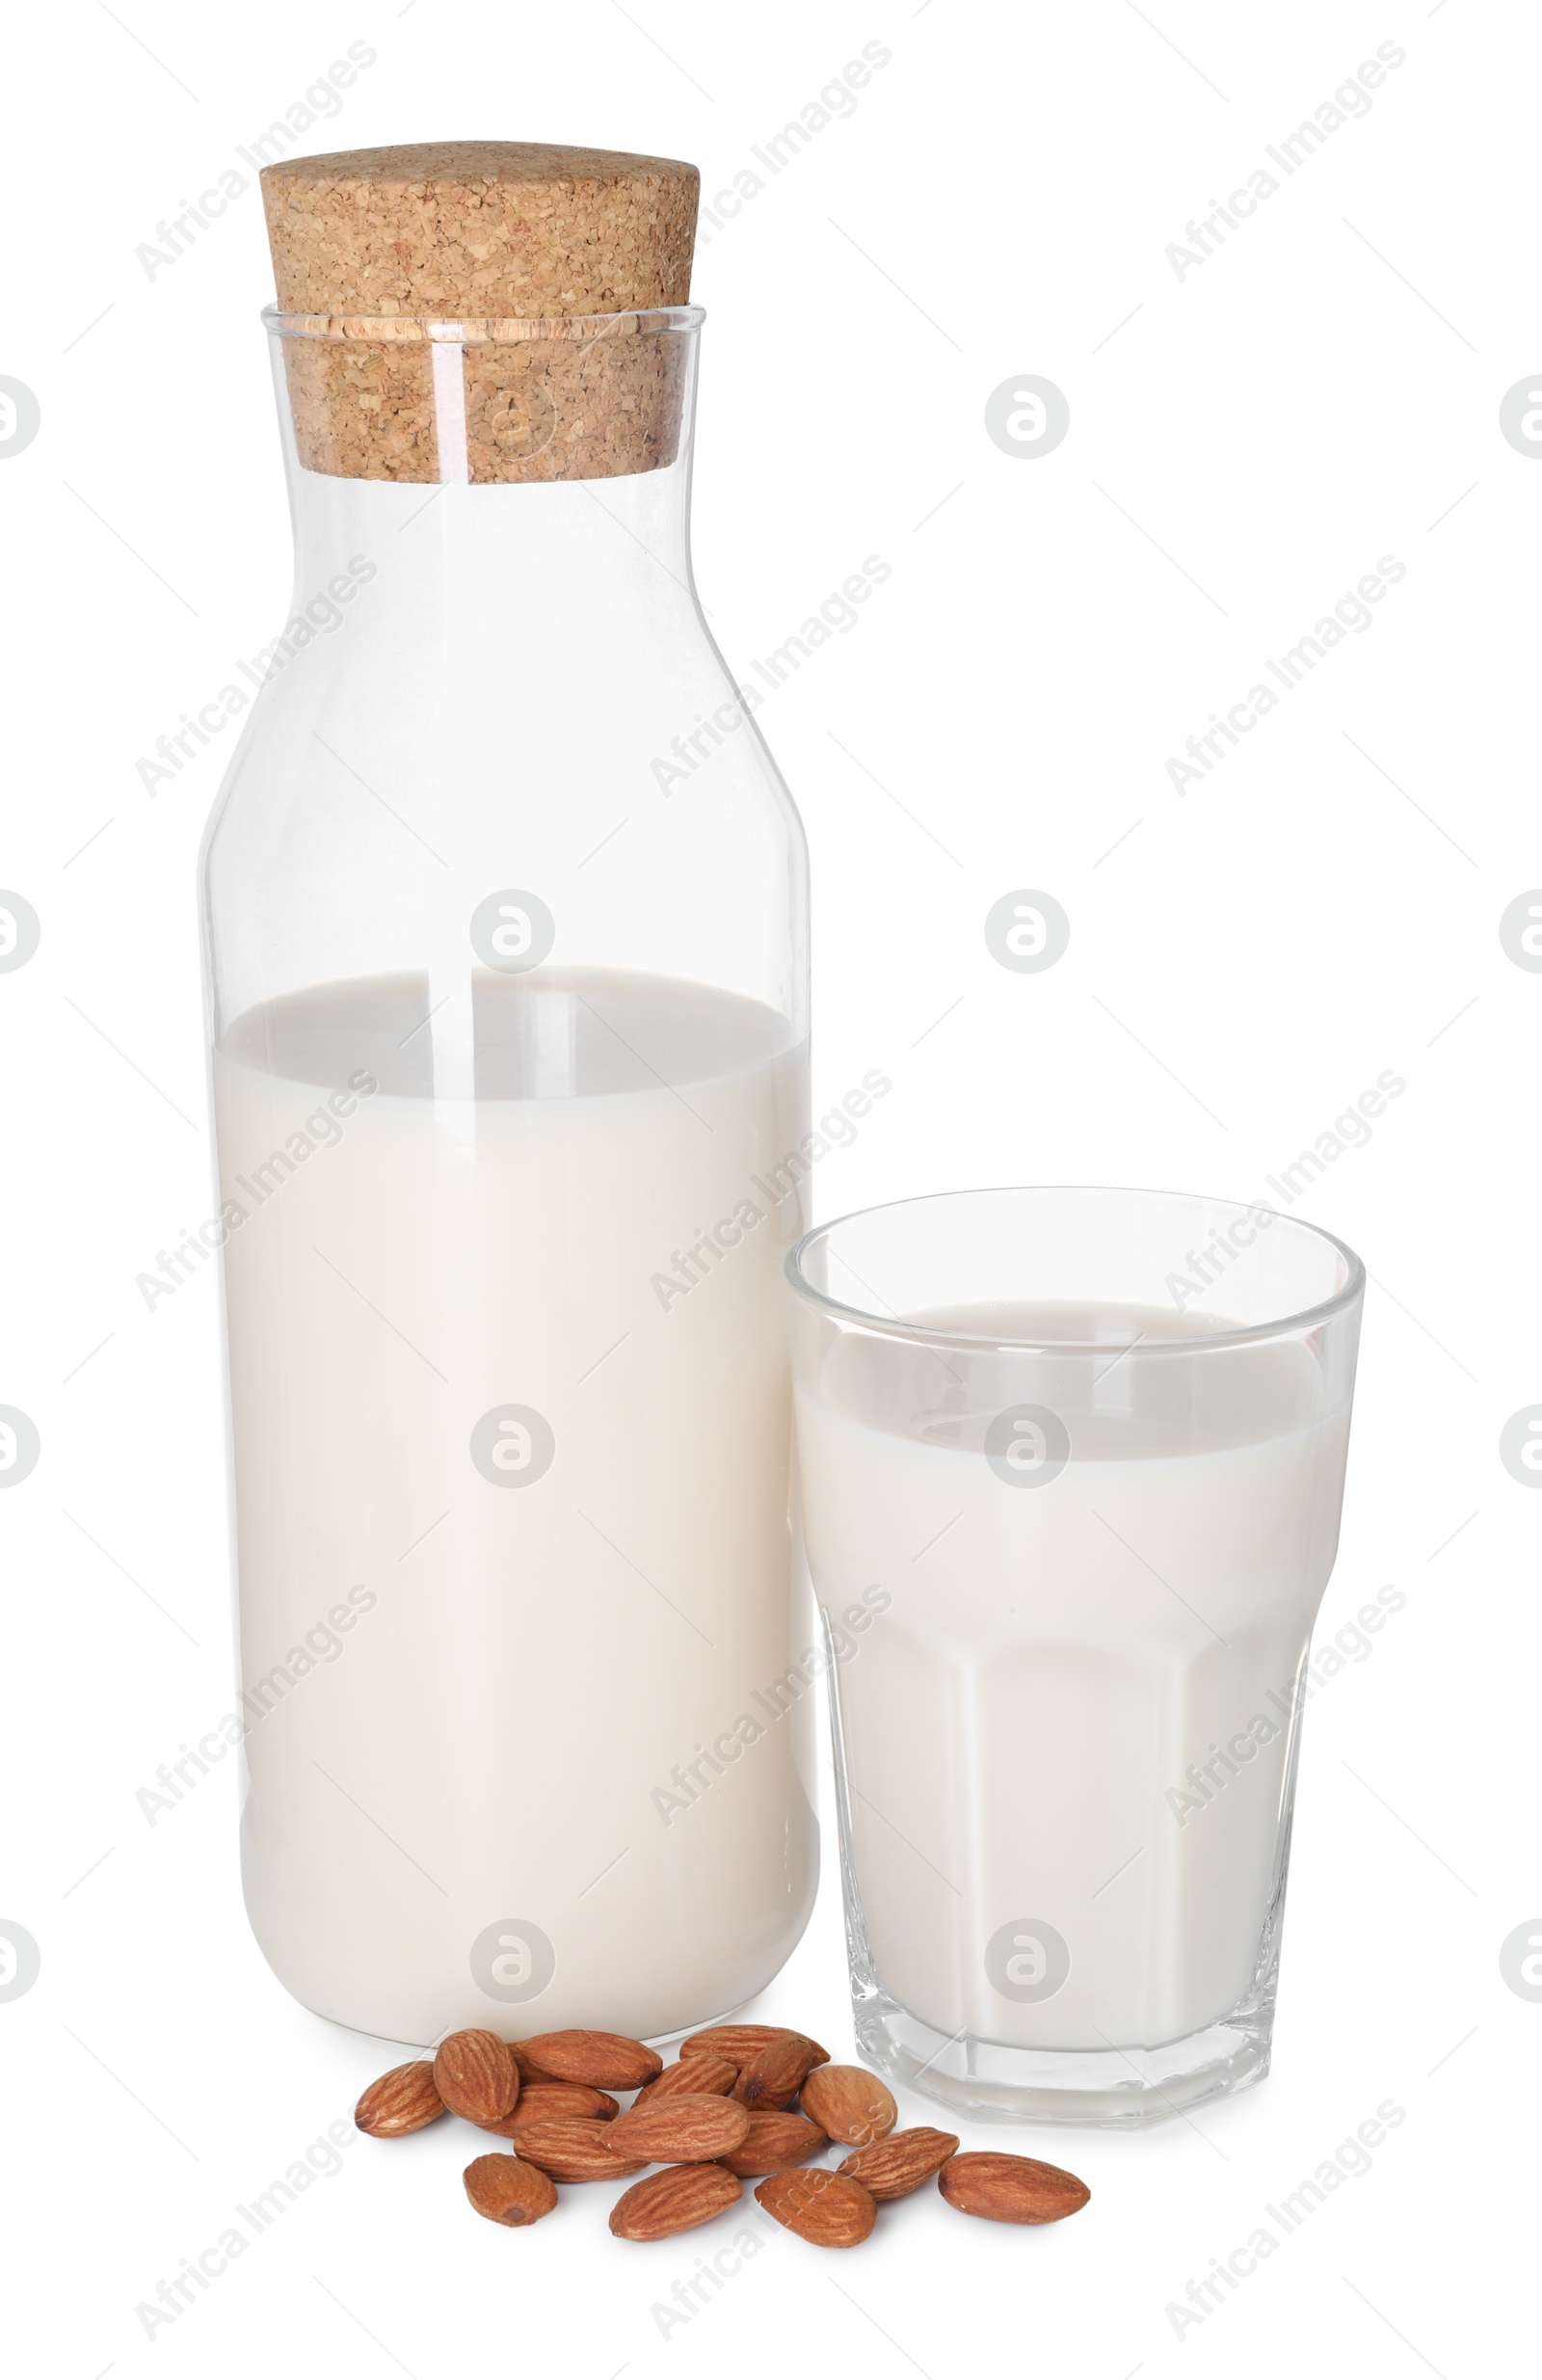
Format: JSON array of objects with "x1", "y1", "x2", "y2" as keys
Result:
[{"x1": 200, "y1": 628, "x2": 809, "y2": 1040}]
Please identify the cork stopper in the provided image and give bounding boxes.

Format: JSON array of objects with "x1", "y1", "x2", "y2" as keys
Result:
[{"x1": 260, "y1": 142, "x2": 700, "y2": 485}]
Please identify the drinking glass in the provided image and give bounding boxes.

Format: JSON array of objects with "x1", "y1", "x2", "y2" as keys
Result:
[{"x1": 786, "y1": 1187, "x2": 1364, "y2": 2126}]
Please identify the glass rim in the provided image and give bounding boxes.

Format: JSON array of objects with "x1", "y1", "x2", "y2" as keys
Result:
[
  {"x1": 260, "y1": 302, "x2": 705, "y2": 345},
  {"x1": 784, "y1": 1184, "x2": 1367, "y2": 1355}
]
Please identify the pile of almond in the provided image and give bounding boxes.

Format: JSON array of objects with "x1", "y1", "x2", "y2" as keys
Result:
[{"x1": 356, "y1": 2022, "x2": 1091, "y2": 2246}]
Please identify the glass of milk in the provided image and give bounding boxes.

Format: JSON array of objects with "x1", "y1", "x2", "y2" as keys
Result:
[{"x1": 787, "y1": 1188, "x2": 1364, "y2": 2127}]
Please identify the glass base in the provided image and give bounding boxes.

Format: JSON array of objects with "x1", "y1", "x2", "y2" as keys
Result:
[{"x1": 854, "y1": 1988, "x2": 1272, "y2": 2129}]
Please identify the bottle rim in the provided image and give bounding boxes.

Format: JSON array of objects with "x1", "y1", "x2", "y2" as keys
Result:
[{"x1": 261, "y1": 303, "x2": 705, "y2": 345}]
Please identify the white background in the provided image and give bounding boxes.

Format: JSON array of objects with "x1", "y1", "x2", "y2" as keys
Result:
[{"x1": 1, "y1": 2, "x2": 1535, "y2": 2372}]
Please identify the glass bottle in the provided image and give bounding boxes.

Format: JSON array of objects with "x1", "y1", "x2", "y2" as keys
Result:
[{"x1": 199, "y1": 147, "x2": 813, "y2": 2044}]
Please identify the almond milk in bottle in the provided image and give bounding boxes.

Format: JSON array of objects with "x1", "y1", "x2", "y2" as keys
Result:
[{"x1": 201, "y1": 145, "x2": 814, "y2": 2042}]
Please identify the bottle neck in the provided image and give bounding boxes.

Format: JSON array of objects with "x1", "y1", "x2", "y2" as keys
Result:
[
  {"x1": 207, "y1": 315, "x2": 805, "y2": 1056},
  {"x1": 279, "y1": 455, "x2": 700, "y2": 669}
]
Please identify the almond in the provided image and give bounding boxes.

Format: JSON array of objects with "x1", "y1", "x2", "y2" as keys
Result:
[
  {"x1": 732, "y1": 2032, "x2": 823, "y2": 2111},
  {"x1": 433, "y1": 2029, "x2": 520, "y2": 2126},
  {"x1": 608, "y1": 2095, "x2": 752, "y2": 2162},
  {"x1": 507, "y1": 2118, "x2": 649, "y2": 2183},
  {"x1": 798, "y1": 2064, "x2": 897, "y2": 2147},
  {"x1": 681, "y1": 2024, "x2": 830, "y2": 2072},
  {"x1": 609, "y1": 2161, "x2": 744, "y2": 2241},
  {"x1": 355, "y1": 2060, "x2": 445, "y2": 2138},
  {"x1": 463, "y1": 2153, "x2": 557, "y2": 2227},
  {"x1": 633, "y1": 2054, "x2": 737, "y2": 2104},
  {"x1": 720, "y1": 2111, "x2": 827, "y2": 2177},
  {"x1": 837, "y1": 2127, "x2": 959, "y2": 2201},
  {"x1": 755, "y1": 2168, "x2": 877, "y2": 2248},
  {"x1": 479, "y1": 2080, "x2": 618, "y2": 2134},
  {"x1": 939, "y1": 2152, "x2": 1091, "y2": 2225},
  {"x1": 512, "y1": 2030, "x2": 663, "y2": 2091}
]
